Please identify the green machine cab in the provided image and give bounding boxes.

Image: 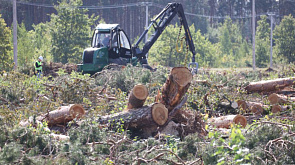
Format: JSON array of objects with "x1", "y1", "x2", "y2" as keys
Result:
[{"x1": 78, "y1": 24, "x2": 138, "y2": 74}]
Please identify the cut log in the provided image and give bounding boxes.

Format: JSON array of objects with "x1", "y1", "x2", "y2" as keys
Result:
[
  {"x1": 20, "y1": 104, "x2": 85, "y2": 127},
  {"x1": 161, "y1": 67, "x2": 192, "y2": 112},
  {"x1": 245, "y1": 77, "x2": 295, "y2": 93},
  {"x1": 208, "y1": 114, "x2": 247, "y2": 129},
  {"x1": 271, "y1": 105, "x2": 288, "y2": 113},
  {"x1": 268, "y1": 93, "x2": 295, "y2": 105},
  {"x1": 152, "y1": 103, "x2": 168, "y2": 125},
  {"x1": 127, "y1": 84, "x2": 148, "y2": 109},
  {"x1": 237, "y1": 100, "x2": 266, "y2": 115},
  {"x1": 237, "y1": 100, "x2": 247, "y2": 110},
  {"x1": 45, "y1": 104, "x2": 85, "y2": 126},
  {"x1": 99, "y1": 103, "x2": 168, "y2": 128}
]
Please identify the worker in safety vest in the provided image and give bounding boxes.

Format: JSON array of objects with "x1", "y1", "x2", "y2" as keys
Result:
[{"x1": 35, "y1": 56, "x2": 43, "y2": 78}]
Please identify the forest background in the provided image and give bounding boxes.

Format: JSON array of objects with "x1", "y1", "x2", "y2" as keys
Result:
[{"x1": 0, "y1": 0, "x2": 295, "y2": 71}]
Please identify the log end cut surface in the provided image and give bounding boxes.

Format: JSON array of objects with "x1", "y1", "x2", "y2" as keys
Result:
[
  {"x1": 271, "y1": 105, "x2": 282, "y2": 113},
  {"x1": 69, "y1": 104, "x2": 85, "y2": 119},
  {"x1": 233, "y1": 115, "x2": 247, "y2": 128},
  {"x1": 152, "y1": 103, "x2": 168, "y2": 126},
  {"x1": 133, "y1": 84, "x2": 148, "y2": 100},
  {"x1": 171, "y1": 67, "x2": 193, "y2": 87},
  {"x1": 268, "y1": 93, "x2": 280, "y2": 105},
  {"x1": 237, "y1": 100, "x2": 247, "y2": 110}
]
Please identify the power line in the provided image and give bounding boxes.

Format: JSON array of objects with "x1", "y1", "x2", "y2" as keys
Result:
[{"x1": 1, "y1": 0, "x2": 286, "y2": 20}]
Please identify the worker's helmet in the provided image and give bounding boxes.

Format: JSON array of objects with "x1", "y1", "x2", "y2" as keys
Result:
[{"x1": 39, "y1": 56, "x2": 43, "y2": 61}]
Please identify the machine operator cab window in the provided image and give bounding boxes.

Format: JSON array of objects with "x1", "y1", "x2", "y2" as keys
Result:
[
  {"x1": 92, "y1": 30, "x2": 110, "y2": 48},
  {"x1": 109, "y1": 29, "x2": 132, "y2": 59}
]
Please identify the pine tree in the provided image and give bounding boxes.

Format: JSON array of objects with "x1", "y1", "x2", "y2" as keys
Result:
[
  {"x1": 274, "y1": 14, "x2": 295, "y2": 63},
  {"x1": 50, "y1": 0, "x2": 99, "y2": 64},
  {"x1": 0, "y1": 14, "x2": 12, "y2": 71},
  {"x1": 256, "y1": 15, "x2": 270, "y2": 68}
]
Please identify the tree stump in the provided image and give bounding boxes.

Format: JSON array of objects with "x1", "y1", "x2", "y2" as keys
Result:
[
  {"x1": 161, "y1": 67, "x2": 192, "y2": 112},
  {"x1": 127, "y1": 84, "x2": 148, "y2": 109}
]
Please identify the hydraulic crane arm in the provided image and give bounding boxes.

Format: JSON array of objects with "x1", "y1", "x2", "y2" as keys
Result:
[{"x1": 132, "y1": 3, "x2": 198, "y2": 72}]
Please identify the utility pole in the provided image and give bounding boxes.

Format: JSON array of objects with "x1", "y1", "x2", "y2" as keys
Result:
[
  {"x1": 269, "y1": 12, "x2": 275, "y2": 68},
  {"x1": 141, "y1": 2, "x2": 151, "y2": 58},
  {"x1": 145, "y1": 3, "x2": 149, "y2": 58},
  {"x1": 252, "y1": 0, "x2": 256, "y2": 70},
  {"x1": 13, "y1": 0, "x2": 18, "y2": 70},
  {"x1": 145, "y1": 4, "x2": 149, "y2": 44}
]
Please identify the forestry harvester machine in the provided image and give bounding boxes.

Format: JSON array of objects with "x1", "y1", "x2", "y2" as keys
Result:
[{"x1": 78, "y1": 3, "x2": 198, "y2": 74}]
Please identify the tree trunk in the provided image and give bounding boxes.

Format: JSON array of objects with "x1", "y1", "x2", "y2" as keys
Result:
[
  {"x1": 127, "y1": 84, "x2": 148, "y2": 109},
  {"x1": 99, "y1": 103, "x2": 168, "y2": 129},
  {"x1": 161, "y1": 67, "x2": 192, "y2": 112},
  {"x1": 245, "y1": 77, "x2": 295, "y2": 93},
  {"x1": 208, "y1": 114, "x2": 247, "y2": 129}
]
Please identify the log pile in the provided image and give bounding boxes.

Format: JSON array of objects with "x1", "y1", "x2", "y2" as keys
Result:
[
  {"x1": 98, "y1": 67, "x2": 206, "y2": 138},
  {"x1": 238, "y1": 77, "x2": 295, "y2": 116},
  {"x1": 43, "y1": 62, "x2": 78, "y2": 77}
]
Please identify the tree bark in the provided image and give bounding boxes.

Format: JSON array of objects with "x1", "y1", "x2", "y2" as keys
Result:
[
  {"x1": 45, "y1": 104, "x2": 85, "y2": 126},
  {"x1": 245, "y1": 77, "x2": 295, "y2": 93},
  {"x1": 127, "y1": 84, "x2": 148, "y2": 109},
  {"x1": 20, "y1": 104, "x2": 85, "y2": 127},
  {"x1": 208, "y1": 114, "x2": 247, "y2": 129},
  {"x1": 161, "y1": 67, "x2": 192, "y2": 112},
  {"x1": 99, "y1": 103, "x2": 168, "y2": 129}
]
